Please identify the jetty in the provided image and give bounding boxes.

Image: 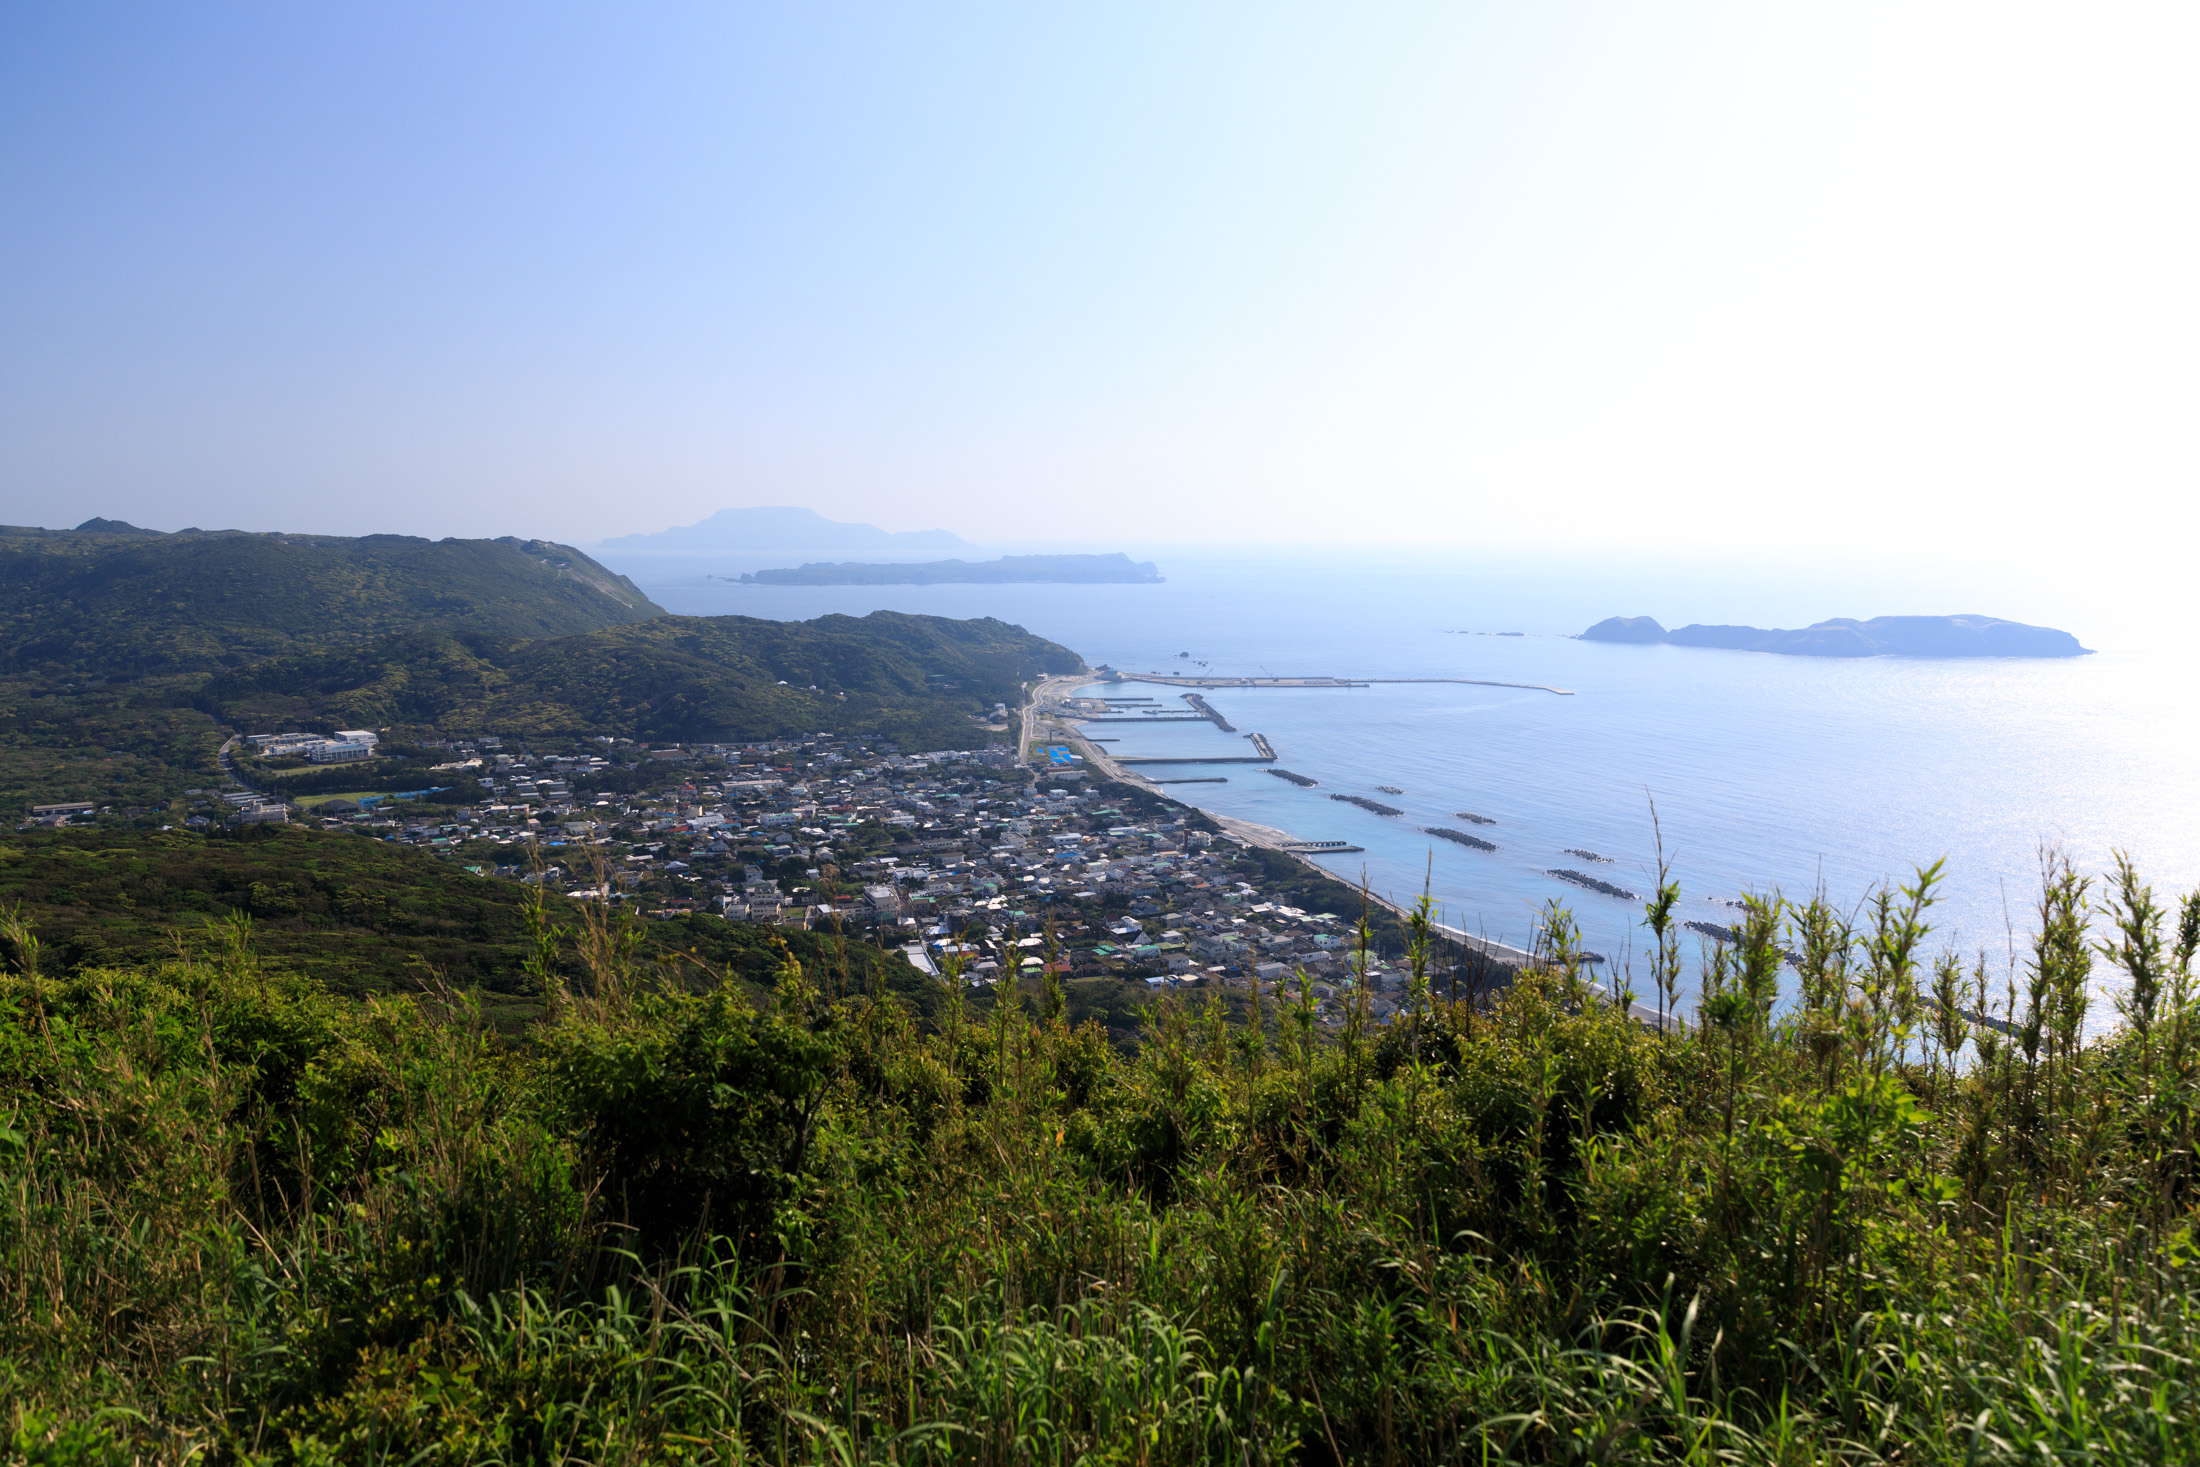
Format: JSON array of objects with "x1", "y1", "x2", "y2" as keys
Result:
[
  {"x1": 1115, "y1": 754, "x2": 1276, "y2": 766},
  {"x1": 1078, "y1": 691, "x2": 1238, "y2": 730},
  {"x1": 1279, "y1": 839, "x2": 1365, "y2": 854},
  {"x1": 1181, "y1": 693, "x2": 1235, "y2": 731},
  {"x1": 1101, "y1": 673, "x2": 1573, "y2": 696}
]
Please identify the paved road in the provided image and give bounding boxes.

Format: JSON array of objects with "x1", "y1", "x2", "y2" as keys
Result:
[
  {"x1": 216, "y1": 736, "x2": 251, "y2": 790},
  {"x1": 216, "y1": 735, "x2": 291, "y2": 810}
]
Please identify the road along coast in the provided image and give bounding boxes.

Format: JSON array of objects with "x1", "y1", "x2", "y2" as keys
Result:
[
  {"x1": 1021, "y1": 671, "x2": 1656, "y2": 1003},
  {"x1": 1020, "y1": 673, "x2": 1545, "y2": 976}
]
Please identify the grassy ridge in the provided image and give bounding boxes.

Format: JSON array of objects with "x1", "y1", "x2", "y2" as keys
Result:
[{"x1": 3, "y1": 853, "x2": 2196, "y2": 1461}]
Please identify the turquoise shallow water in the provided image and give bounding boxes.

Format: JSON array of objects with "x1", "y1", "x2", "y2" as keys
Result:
[{"x1": 606, "y1": 548, "x2": 2200, "y2": 1017}]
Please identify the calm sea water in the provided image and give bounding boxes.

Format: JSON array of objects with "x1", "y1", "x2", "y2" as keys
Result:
[{"x1": 604, "y1": 548, "x2": 2200, "y2": 1017}]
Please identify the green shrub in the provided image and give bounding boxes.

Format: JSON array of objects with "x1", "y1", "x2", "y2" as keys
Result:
[{"x1": 540, "y1": 991, "x2": 835, "y2": 1256}]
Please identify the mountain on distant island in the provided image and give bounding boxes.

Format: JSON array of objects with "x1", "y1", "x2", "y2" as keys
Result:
[
  {"x1": 601, "y1": 506, "x2": 971, "y2": 555},
  {"x1": 738, "y1": 553, "x2": 1162, "y2": 586},
  {"x1": 1580, "y1": 614, "x2": 2089, "y2": 658}
]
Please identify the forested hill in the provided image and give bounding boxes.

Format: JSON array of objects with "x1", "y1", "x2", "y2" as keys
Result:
[
  {"x1": 0, "y1": 521, "x2": 663, "y2": 675},
  {"x1": 204, "y1": 611, "x2": 1081, "y2": 748},
  {"x1": 0, "y1": 521, "x2": 1074, "y2": 813}
]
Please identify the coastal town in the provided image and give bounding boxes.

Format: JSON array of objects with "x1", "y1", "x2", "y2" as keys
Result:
[{"x1": 32, "y1": 699, "x2": 1497, "y2": 1029}]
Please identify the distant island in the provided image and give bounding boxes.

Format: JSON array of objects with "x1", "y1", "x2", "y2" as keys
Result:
[
  {"x1": 601, "y1": 505, "x2": 970, "y2": 555},
  {"x1": 736, "y1": 553, "x2": 1163, "y2": 586},
  {"x1": 1581, "y1": 614, "x2": 2089, "y2": 658}
]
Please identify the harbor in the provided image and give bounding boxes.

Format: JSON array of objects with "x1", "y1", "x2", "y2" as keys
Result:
[
  {"x1": 1032, "y1": 669, "x2": 1607, "y2": 970},
  {"x1": 1114, "y1": 753, "x2": 1276, "y2": 766},
  {"x1": 1097, "y1": 671, "x2": 1574, "y2": 696}
]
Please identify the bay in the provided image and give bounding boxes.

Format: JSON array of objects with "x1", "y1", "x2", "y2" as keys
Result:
[{"x1": 604, "y1": 547, "x2": 2200, "y2": 1017}]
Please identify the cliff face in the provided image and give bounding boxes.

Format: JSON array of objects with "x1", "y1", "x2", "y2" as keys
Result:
[{"x1": 1581, "y1": 613, "x2": 2089, "y2": 658}]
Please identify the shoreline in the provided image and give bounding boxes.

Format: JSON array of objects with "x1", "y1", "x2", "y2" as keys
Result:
[{"x1": 1033, "y1": 674, "x2": 1546, "y2": 973}]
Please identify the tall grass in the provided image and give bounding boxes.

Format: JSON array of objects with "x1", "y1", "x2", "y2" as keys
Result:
[{"x1": 3, "y1": 850, "x2": 2199, "y2": 1463}]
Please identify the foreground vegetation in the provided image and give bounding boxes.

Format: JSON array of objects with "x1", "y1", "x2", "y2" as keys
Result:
[
  {"x1": 0, "y1": 826, "x2": 944, "y2": 1022},
  {"x1": 3, "y1": 853, "x2": 2198, "y2": 1462}
]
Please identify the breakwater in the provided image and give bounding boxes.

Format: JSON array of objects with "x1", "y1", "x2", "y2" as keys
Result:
[
  {"x1": 1332, "y1": 794, "x2": 1403, "y2": 817},
  {"x1": 1268, "y1": 769, "x2": 1318, "y2": 787},
  {"x1": 1182, "y1": 693, "x2": 1235, "y2": 731},
  {"x1": 1106, "y1": 673, "x2": 1573, "y2": 695},
  {"x1": 1549, "y1": 869, "x2": 1640, "y2": 900},
  {"x1": 1425, "y1": 826, "x2": 1497, "y2": 852},
  {"x1": 1453, "y1": 812, "x2": 1496, "y2": 825},
  {"x1": 1117, "y1": 754, "x2": 1276, "y2": 765}
]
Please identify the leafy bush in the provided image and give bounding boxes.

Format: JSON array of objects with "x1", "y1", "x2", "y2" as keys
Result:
[{"x1": 1, "y1": 853, "x2": 2199, "y2": 1462}]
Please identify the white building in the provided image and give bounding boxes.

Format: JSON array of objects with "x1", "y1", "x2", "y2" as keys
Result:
[{"x1": 308, "y1": 741, "x2": 375, "y2": 764}]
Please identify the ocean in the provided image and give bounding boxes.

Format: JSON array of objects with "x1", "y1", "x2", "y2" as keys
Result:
[{"x1": 602, "y1": 547, "x2": 2200, "y2": 1020}]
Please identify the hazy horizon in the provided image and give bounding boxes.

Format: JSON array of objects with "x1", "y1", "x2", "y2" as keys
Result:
[
  {"x1": 5, "y1": 4, "x2": 2197, "y2": 629},
  {"x1": 5, "y1": 502, "x2": 2160, "y2": 653}
]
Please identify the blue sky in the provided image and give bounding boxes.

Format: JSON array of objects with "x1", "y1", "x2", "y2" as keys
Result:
[{"x1": 2, "y1": 3, "x2": 2195, "y2": 588}]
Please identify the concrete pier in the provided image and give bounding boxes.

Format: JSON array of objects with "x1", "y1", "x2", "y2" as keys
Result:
[
  {"x1": 1115, "y1": 754, "x2": 1277, "y2": 765},
  {"x1": 1181, "y1": 693, "x2": 1236, "y2": 731},
  {"x1": 1106, "y1": 674, "x2": 1572, "y2": 696}
]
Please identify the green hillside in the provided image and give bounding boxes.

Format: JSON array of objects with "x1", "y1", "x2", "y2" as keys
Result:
[
  {"x1": 0, "y1": 824, "x2": 926, "y2": 1013},
  {"x1": 0, "y1": 521, "x2": 662, "y2": 676},
  {"x1": 202, "y1": 611, "x2": 1080, "y2": 747},
  {"x1": 0, "y1": 521, "x2": 1071, "y2": 812}
]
